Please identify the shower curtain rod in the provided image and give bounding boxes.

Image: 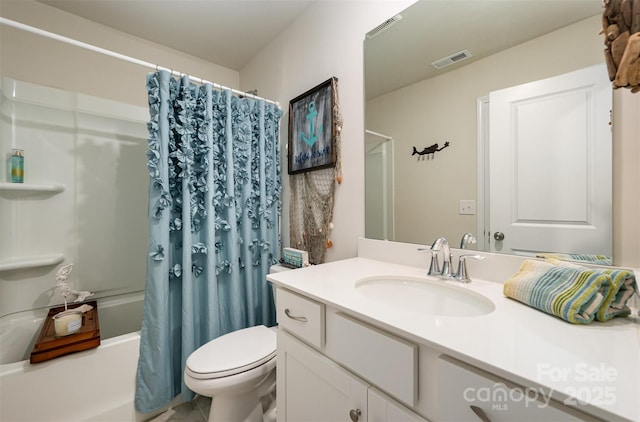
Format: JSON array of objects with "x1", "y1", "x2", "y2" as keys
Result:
[{"x1": 0, "y1": 17, "x2": 280, "y2": 107}]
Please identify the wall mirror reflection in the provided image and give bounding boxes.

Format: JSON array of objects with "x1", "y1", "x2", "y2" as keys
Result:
[{"x1": 364, "y1": 0, "x2": 612, "y2": 261}]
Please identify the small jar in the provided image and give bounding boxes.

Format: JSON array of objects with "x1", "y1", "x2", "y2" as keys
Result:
[
  {"x1": 53, "y1": 311, "x2": 82, "y2": 336},
  {"x1": 10, "y1": 149, "x2": 24, "y2": 183}
]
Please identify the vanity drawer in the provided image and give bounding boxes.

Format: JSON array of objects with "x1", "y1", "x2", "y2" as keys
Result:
[
  {"x1": 326, "y1": 311, "x2": 417, "y2": 407},
  {"x1": 437, "y1": 356, "x2": 601, "y2": 421},
  {"x1": 276, "y1": 288, "x2": 324, "y2": 349}
]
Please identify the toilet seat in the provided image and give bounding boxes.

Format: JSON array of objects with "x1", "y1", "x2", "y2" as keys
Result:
[{"x1": 185, "y1": 325, "x2": 276, "y2": 380}]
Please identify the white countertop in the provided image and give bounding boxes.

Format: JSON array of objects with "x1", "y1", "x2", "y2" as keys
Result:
[{"x1": 267, "y1": 256, "x2": 640, "y2": 421}]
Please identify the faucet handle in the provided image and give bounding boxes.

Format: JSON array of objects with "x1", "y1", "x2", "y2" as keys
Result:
[
  {"x1": 454, "y1": 254, "x2": 485, "y2": 283},
  {"x1": 460, "y1": 232, "x2": 477, "y2": 249},
  {"x1": 417, "y1": 247, "x2": 441, "y2": 276}
]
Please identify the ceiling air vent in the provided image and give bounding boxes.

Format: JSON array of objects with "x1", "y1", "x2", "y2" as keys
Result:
[
  {"x1": 431, "y1": 49, "x2": 472, "y2": 70},
  {"x1": 366, "y1": 14, "x2": 403, "y2": 39}
]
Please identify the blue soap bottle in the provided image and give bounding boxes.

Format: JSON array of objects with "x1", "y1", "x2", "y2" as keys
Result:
[{"x1": 11, "y1": 149, "x2": 24, "y2": 183}]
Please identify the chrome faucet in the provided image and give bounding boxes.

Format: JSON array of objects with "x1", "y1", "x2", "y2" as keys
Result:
[
  {"x1": 430, "y1": 237, "x2": 453, "y2": 277},
  {"x1": 419, "y1": 236, "x2": 485, "y2": 282},
  {"x1": 454, "y1": 254, "x2": 485, "y2": 283},
  {"x1": 460, "y1": 232, "x2": 477, "y2": 249},
  {"x1": 421, "y1": 247, "x2": 441, "y2": 276}
]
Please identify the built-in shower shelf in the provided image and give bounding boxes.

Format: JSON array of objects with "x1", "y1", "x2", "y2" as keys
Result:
[
  {"x1": 0, "y1": 254, "x2": 65, "y2": 272},
  {"x1": 0, "y1": 182, "x2": 65, "y2": 193}
]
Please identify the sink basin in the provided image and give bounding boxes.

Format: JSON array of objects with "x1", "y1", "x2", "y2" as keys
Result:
[{"x1": 355, "y1": 276, "x2": 495, "y2": 317}]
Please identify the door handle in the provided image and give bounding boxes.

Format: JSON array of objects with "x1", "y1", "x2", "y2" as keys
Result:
[{"x1": 493, "y1": 231, "x2": 505, "y2": 241}]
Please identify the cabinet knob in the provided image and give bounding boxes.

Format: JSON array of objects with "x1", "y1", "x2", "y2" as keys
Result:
[{"x1": 349, "y1": 409, "x2": 361, "y2": 422}]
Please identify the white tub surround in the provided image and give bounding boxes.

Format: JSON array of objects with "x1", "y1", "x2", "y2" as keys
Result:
[
  {"x1": 0, "y1": 292, "x2": 147, "y2": 421},
  {"x1": 0, "y1": 333, "x2": 154, "y2": 422},
  {"x1": 0, "y1": 332, "x2": 177, "y2": 422},
  {"x1": 268, "y1": 238, "x2": 640, "y2": 422},
  {"x1": 0, "y1": 76, "x2": 148, "y2": 319}
]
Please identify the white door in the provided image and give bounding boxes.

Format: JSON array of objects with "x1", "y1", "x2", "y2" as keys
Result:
[
  {"x1": 488, "y1": 64, "x2": 612, "y2": 256},
  {"x1": 365, "y1": 131, "x2": 394, "y2": 240}
]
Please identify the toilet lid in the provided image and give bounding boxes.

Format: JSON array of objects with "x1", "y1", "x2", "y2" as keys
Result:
[{"x1": 186, "y1": 325, "x2": 276, "y2": 380}]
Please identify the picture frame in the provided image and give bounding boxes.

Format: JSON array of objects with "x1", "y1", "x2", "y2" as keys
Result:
[{"x1": 288, "y1": 77, "x2": 337, "y2": 174}]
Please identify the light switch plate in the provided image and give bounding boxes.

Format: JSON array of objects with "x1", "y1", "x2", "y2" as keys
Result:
[{"x1": 459, "y1": 200, "x2": 476, "y2": 215}]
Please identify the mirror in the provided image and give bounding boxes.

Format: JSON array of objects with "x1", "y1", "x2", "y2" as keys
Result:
[{"x1": 364, "y1": 0, "x2": 611, "y2": 260}]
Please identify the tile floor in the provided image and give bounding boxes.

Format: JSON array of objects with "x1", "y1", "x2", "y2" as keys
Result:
[
  {"x1": 150, "y1": 396, "x2": 211, "y2": 422},
  {"x1": 149, "y1": 391, "x2": 276, "y2": 422}
]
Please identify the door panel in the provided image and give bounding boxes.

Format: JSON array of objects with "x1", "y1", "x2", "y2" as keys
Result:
[
  {"x1": 277, "y1": 330, "x2": 368, "y2": 421},
  {"x1": 489, "y1": 64, "x2": 612, "y2": 256}
]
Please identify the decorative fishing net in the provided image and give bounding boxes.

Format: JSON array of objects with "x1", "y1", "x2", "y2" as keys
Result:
[{"x1": 289, "y1": 78, "x2": 343, "y2": 264}]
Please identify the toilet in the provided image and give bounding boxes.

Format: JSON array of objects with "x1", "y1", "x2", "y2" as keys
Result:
[{"x1": 184, "y1": 324, "x2": 277, "y2": 422}]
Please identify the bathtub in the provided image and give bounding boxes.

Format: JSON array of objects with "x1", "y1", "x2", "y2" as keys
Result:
[{"x1": 0, "y1": 292, "x2": 168, "y2": 421}]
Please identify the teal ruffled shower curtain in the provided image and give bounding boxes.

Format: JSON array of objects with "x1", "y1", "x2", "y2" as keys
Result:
[{"x1": 135, "y1": 71, "x2": 281, "y2": 413}]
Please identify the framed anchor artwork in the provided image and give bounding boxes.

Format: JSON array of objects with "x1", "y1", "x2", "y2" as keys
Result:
[{"x1": 288, "y1": 77, "x2": 337, "y2": 174}]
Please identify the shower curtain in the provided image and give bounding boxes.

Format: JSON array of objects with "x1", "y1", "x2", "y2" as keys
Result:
[{"x1": 135, "y1": 71, "x2": 282, "y2": 413}]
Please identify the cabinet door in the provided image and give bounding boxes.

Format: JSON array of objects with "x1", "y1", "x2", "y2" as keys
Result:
[
  {"x1": 368, "y1": 387, "x2": 429, "y2": 422},
  {"x1": 277, "y1": 330, "x2": 368, "y2": 422},
  {"x1": 437, "y1": 356, "x2": 600, "y2": 422}
]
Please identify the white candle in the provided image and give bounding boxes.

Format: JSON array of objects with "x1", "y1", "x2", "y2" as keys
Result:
[{"x1": 53, "y1": 312, "x2": 82, "y2": 336}]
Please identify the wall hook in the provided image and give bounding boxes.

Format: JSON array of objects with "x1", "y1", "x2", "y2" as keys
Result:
[{"x1": 411, "y1": 141, "x2": 450, "y2": 160}]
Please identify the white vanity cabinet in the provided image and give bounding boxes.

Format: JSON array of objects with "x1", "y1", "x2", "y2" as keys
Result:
[
  {"x1": 324, "y1": 311, "x2": 418, "y2": 407},
  {"x1": 368, "y1": 388, "x2": 428, "y2": 422},
  {"x1": 277, "y1": 329, "x2": 369, "y2": 421},
  {"x1": 275, "y1": 288, "x2": 428, "y2": 422},
  {"x1": 437, "y1": 356, "x2": 601, "y2": 422},
  {"x1": 274, "y1": 286, "x2": 604, "y2": 422},
  {"x1": 277, "y1": 330, "x2": 428, "y2": 422}
]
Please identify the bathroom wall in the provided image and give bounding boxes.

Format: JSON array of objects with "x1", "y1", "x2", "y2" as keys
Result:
[
  {"x1": 243, "y1": 5, "x2": 639, "y2": 268},
  {"x1": 0, "y1": 0, "x2": 241, "y2": 317},
  {"x1": 365, "y1": 15, "x2": 604, "y2": 245},
  {"x1": 2, "y1": 0, "x2": 637, "y2": 291},
  {"x1": 240, "y1": 0, "x2": 417, "y2": 262},
  {"x1": 0, "y1": 0, "x2": 414, "y2": 317},
  {"x1": 0, "y1": 0, "x2": 238, "y2": 107}
]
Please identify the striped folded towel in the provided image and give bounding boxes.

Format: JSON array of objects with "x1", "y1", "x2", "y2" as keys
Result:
[
  {"x1": 546, "y1": 258, "x2": 637, "y2": 321},
  {"x1": 536, "y1": 253, "x2": 613, "y2": 266},
  {"x1": 503, "y1": 260, "x2": 611, "y2": 324}
]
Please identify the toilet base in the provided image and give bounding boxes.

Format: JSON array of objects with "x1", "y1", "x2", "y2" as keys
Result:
[
  {"x1": 204, "y1": 368, "x2": 276, "y2": 422},
  {"x1": 209, "y1": 390, "x2": 263, "y2": 422}
]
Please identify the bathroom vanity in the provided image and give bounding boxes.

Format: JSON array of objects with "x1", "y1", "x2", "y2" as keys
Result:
[{"x1": 267, "y1": 239, "x2": 640, "y2": 422}]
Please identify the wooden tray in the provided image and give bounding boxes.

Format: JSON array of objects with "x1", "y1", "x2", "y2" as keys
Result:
[{"x1": 30, "y1": 300, "x2": 100, "y2": 364}]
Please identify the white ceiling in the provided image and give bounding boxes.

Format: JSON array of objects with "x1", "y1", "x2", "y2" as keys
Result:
[
  {"x1": 35, "y1": 0, "x2": 603, "y2": 99},
  {"x1": 36, "y1": 0, "x2": 316, "y2": 70},
  {"x1": 365, "y1": 0, "x2": 603, "y2": 99}
]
